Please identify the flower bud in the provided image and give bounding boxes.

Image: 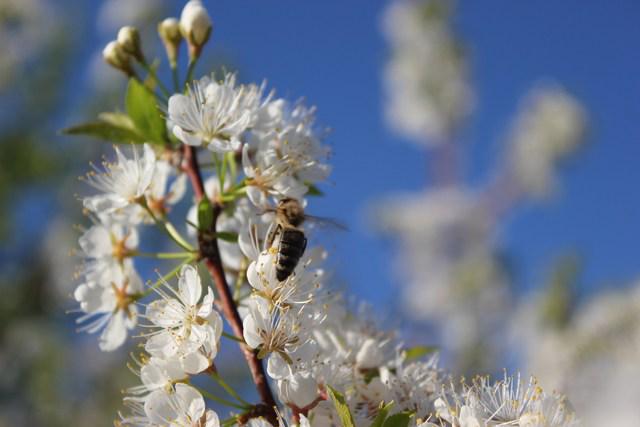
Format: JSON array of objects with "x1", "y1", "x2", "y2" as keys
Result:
[
  {"x1": 102, "y1": 40, "x2": 133, "y2": 76},
  {"x1": 180, "y1": 0, "x2": 212, "y2": 59},
  {"x1": 158, "y1": 18, "x2": 182, "y2": 66},
  {"x1": 117, "y1": 26, "x2": 144, "y2": 62}
]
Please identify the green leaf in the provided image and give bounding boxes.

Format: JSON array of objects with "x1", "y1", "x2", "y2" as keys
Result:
[
  {"x1": 306, "y1": 182, "x2": 324, "y2": 196},
  {"x1": 61, "y1": 121, "x2": 145, "y2": 143},
  {"x1": 126, "y1": 78, "x2": 167, "y2": 144},
  {"x1": 197, "y1": 198, "x2": 214, "y2": 230},
  {"x1": 98, "y1": 111, "x2": 136, "y2": 128},
  {"x1": 215, "y1": 232, "x2": 238, "y2": 243},
  {"x1": 404, "y1": 345, "x2": 438, "y2": 361},
  {"x1": 382, "y1": 412, "x2": 413, "y2": 427},
  {"x1": 370, "y1": 401, "x2": 394, "y2": 427},
  {"x1": 327, "y1": 385, "x2": 355, "y2": 427}
]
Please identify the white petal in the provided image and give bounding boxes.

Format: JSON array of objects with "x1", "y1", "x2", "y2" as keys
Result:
[
  {"x1": 204, "y1": 410, "x2": 220, "y2": 427},
  {"x1": 246, "y1": 186, "x2": 268, "y2": 208},
  {"x1": 78, "y1": 224, "x2": 112, "y2": 257},
  {"x1": 145, "y1": 389, "x2": 175, "y2": 423},
  {"x1": 277, "y1": 373, "x2": 318, "y2": 408},
  {"x1": 266, "y1": 353, "x2": 291, "y2": 380},
  {"x1": 242, "y1": 144, "x2": 255, "y2": 177},
  {"x1": 83, "y1": 193, "x2": 127, "y2": 213},
  {"x1": 145, "y1": 331, "x2": 179, "y2": 358},
  {"x1": 167, "y1": 173, "x2": 188, "y2": 204},
  {"x1": 99, "y1": 311, "x2": 129, "y2": 351},
  {"x1": 197, "y1": 287, "x2": 215, "y2": 318},
  {"x1": 181, "y1": 350, "x2": 210, "y2": 375},
  {"x1": 175, "y1": 383, "x2": 205, "y2": 421},
  {"x1": 146, "y1": 299, "x2": 184, "y2": 328},
  {"x1": 179, "y1": 264, "x2": 202, "y2": 306},
  {"x1": 243, "y1": 314, "x2": 262, "y2": 349}
]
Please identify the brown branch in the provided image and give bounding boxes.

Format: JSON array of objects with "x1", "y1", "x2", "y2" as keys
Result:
[{"x1": 181, "y1": 145, "x2": 278, "y2": 424}]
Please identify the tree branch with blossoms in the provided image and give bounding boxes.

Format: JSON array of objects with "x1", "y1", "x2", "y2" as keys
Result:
[
  {"x1": 182, "y1": 142, "x2": 278, "y2": 422},
  {"x1": 63, "y1": 1, "x2": 583, "y2": 426}
]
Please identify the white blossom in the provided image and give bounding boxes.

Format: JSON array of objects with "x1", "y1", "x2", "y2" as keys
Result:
[
  {"x1": 382, "y1": 0, "x2": 472, "y2": 144},
  {"x1": 144, "y1": 159, "x2": 187, "y2": 218},
  {"x1": 78, "y1": 219, "x2": 138, "y2": 286},
  {"x1": 168, "y1": 73, "x2": 255, "y2": 152},
  {"x1": 145, "y1": 265, "x2": 223, "y2": 374},
  {"x1": 243, "y1": 296, "x2": 313, "y2": 362},
  {"x1": 128, "y1": 356, "x2": 188, "y2": 397},
  {"x1": 243, "y1": 99, "x2": 331, "y2": 207},
  {"x1": 145, "y1": 384, "x2": 219, "y2": 427},
  {"x1": 506, "y1": 85, "x2": 586, "y2": 198},
  {"x1": 83, "y1": 144, "x2": 156, "y2": 215},
  {"x1": 276, "y1": 371, "x2": 319, "y2": 409},
  {"x1": 74, "y1": 264, "x2": 142, "y2": 351},
  {"x1": 246, "y1": 250, "x2": 322, "y2": 307},
  {"x1": 435, "y1": 373, "x2": 579, "y2": 427}
]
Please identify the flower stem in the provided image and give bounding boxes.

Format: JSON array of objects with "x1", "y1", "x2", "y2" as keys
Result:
[
  {"x1": 140, "y1": 201, "x2": 195, "y2": 252},
  {"x1": 196, "y1": 386, "x2": 251, "y2": 411},
  {"x1": 171, "y1": 63, "x2": 180, "y2": 94},
  {"x1": 184, "y1": 59, "x2": 198, "y2": 90},
  {"x1": 221, "y1": 331, "x2": 245, "y2": 343},
  {"x1": 140, "y1": 60, "x2": 171, "y2": 97},
  {"x1": 233, "y1": 257, "x2": 249, "y2": 301},
  {"x1": 134, "y1": 251, "x2": 195, "y2": 259},
  {"x1": 138, "y1": 257, "x2": 195, "y2": 299},
  {"x1": 210, "y1": 370, "x2": 252, "y2": 407}
]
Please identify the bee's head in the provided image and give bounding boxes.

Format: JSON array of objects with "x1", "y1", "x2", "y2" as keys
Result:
[{"x1": 277, "y1": 198, "x2": 305, "y2": 227}]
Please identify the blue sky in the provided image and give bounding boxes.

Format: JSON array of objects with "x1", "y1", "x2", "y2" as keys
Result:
[{"x1": 80, "y1": 0, "x2": 640, "y2": 308}]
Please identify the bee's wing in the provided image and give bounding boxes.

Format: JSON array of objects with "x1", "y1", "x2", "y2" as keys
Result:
[{"x1": 304, "y1": 215, "x2": 348, "y2": 231}]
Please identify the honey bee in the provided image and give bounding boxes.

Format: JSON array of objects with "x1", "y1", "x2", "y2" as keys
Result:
[
  {"x1": 250, "y1": 198, "x2": 345, "y2": 282},
  {"x1": 266, "y1": 198, "x2": 308, "y2": 282}
]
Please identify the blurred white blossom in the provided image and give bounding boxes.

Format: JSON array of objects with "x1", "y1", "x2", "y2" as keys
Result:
[
  {"x1": 506, "y1": 85, "x2": 586, "y2": 198},
  {"x1": 517, "y1": 280, "x2": 640, "y2": 427},
  {"x1": 382, "y1": 0, "x2": 472, "y2": 144}
]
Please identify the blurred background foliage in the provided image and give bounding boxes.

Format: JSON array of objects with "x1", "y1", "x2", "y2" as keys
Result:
[{"x1": 0, "y1": 1, "x2": 167, "y2": 425}]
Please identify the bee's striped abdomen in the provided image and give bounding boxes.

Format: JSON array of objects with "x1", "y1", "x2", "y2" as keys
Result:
[{"x1": 275, "y1": 228, "x2": 307, "y2": 282}]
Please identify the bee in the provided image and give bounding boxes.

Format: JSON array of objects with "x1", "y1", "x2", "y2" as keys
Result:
[
  {"x1": 266, "y1": 198, "x2": 308, "y2": 282},
  {"x1": 249, "y1": 198, "x2": 345, "y2": 282}
]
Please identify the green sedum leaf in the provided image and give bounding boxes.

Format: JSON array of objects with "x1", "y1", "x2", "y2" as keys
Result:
[
  {"x1": 126, "y1": 78, "x2": 167, "y2": 144},
  {"x1": 327, "y1": 385, "x2": 355, "y2": 427}
]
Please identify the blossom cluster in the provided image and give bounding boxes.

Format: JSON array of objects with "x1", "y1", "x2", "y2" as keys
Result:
[
  {"x1": 379, "y1": 0, "x2": 587, "y2": 375},
  {"x1": 382, "y1": 0, "x2": 472, "y2": 144},
  {"x1": 67, "y1": 1, "x2": 581, "y2": 426}
]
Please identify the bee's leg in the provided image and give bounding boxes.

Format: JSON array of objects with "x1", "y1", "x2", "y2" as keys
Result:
[{"x1": 264, "y1": 223, "x2": 280, "y2": 251}]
